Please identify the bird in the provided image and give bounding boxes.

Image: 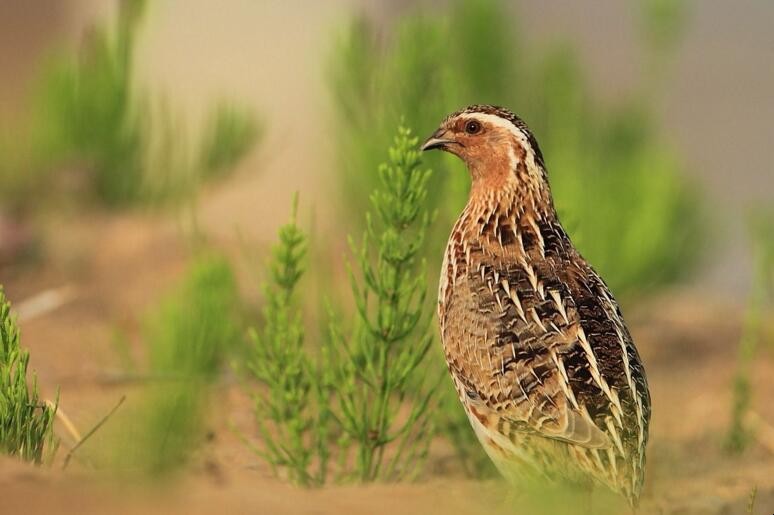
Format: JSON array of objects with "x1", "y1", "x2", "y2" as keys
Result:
[{"x1": 421, "y1": 105, "x2": 651, "y2": 506}]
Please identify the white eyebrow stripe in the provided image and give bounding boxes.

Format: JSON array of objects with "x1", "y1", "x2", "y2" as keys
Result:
[{"x1": 462, "y1": 113, "x2": 530, "y2": 146}]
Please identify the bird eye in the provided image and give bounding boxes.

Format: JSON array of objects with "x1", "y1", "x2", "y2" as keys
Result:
[{"x1": 464, "y1": 120, "x2": 482, "y2": 135}]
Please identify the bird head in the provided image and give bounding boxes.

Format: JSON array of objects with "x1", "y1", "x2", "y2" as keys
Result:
[{"x1": 421, "y1": 105, "x2": 548, "y2": 197}]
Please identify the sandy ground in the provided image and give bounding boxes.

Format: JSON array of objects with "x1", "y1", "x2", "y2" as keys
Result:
[{"x1": 0, "y1": 212, "x2": 772, "y2": 515}]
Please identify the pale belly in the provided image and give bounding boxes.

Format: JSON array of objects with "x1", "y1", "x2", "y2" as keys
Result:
[{"x1": 459, "y1": 393, "x2": 586, "y2": 488}]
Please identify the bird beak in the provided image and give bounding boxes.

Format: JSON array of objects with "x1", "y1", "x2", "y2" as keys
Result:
[{"x1": 421, "y1": 128, "x2": 455, "y2": 152}]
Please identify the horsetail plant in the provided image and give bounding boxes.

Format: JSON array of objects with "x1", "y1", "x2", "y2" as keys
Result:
[
  {"x1": 0, "y1": 288, "x2": 58, "y2": 464},
  {"x1": 328, "y1": 125, "x2": 441, "y2": 481},
  {"x1": 245, "y1": 195, "x2": 331, "y2": 486},
  {"x1": 244, "y1": 127, "x2": 440, "y2": 484}
]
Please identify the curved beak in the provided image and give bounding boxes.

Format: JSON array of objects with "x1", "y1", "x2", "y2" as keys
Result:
[{"x1": 421, "y1": 128, "x2": 455, "y2": 152}]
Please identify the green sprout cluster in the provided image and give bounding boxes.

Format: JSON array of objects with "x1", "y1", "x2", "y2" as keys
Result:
[{"x1": 0, "y1": 288, "x2": 57, "y2": 464}]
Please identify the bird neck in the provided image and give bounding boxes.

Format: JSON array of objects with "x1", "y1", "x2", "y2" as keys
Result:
[
  {"x1": 468, "y1": 173, "x2": 557, "y2": 225},
  {"x1": 466, "y1": 140, "x2": 556, "y2": 223}
]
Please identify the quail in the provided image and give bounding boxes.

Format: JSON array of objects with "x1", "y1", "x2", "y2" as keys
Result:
[{"x1": 422, "y1": 105, "x2": 651, "y2": 506}]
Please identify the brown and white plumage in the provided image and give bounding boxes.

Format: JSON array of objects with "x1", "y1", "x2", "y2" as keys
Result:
[{"x1": 422, "y1": 105, "x2": 651, "y2": 505}]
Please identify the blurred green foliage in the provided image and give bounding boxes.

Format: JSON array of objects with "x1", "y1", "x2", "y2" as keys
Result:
[
  {"x1": 199, "y1": 102, "x2": 261, "y2": 182},
  {"x1": 146, "y1": 254, "x2": 239, "y2": 380},
  {"x1": 496, "y1": 479, "x2": 627, "y2": 515},
  {"x1": 747, "y1": 485, "x2": 758, "y2": 515},
  {"x1": 640, "y1": 0, "x2": 690, "y2": 60},
  {"x1": 0, "y1": 0, "x2": 260, "y2": 211},
  {"x1": 32, "y1": 0, "x2": 146, "y2": 205},
  {"x1": 328, "y1": 0, "x2": 700, "y2": 298},
  {"x1": 0, "y1": 126, "x2": 49, "y2": 212},
  {"x1": 726, "y1": 212, "x2": 774, "y2": 453},
  {"x1": 0, "y1": 288, "x2": 58, "y2": 464},
  {"x1": 108, "y1": 254, "x2": 239, "y2": 475},
  {"x1": 329, "y1": 0, "x2": 700, "y2": 477}
]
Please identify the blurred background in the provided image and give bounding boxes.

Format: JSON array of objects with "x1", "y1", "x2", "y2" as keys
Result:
[{"x1": 0, "y1": 1, "x2": 772, "y2": 514}]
